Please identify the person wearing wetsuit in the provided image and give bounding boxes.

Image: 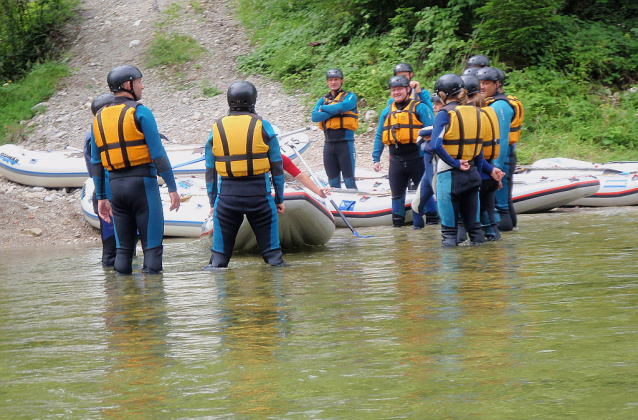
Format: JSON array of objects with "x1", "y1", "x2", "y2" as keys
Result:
[
  {"x1": 204, "y1": 81, "x2": 286, "y2": 269},
  {"x1": 91, "y1": 65, "x2": 180, "y2": 274},
  {"x1": 372, "y1": 75, "x2": 434, "y2": 227},
  {"x1": 311, "y1": 69, "x2": 359, "y2": 189},
  {"x1": 387, "y1": 63, "x2": 434, "y2": 115},
  {"x1": 431, "y1": 73, "x2": 488, "y2": 246},
  {"x1": 477, "y1": 67, "x2": 516, "y2": 231},
  {"x1": 84, "y1": 93, "x2": 116, "y2": 267},
  {"x1": 461, "y1": 74, "x2": 504, "y2": 240}
]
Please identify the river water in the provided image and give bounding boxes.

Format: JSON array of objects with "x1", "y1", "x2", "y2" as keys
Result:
[{"x1": 1, "y1": 207, "x2": 637, "y2": 419}]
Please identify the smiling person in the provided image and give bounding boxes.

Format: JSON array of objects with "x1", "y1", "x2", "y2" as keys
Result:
[
  {"x1": 90, "y1": 65, "x2": 180, "y2": 274},
  {"x1": 388, "y1": 63, "x2": 434, "y2": 115},
  {"x1": 311, "y1": 68, "x2": 359, "y2": 189},
  {"x1": 372, "y1": 75, "x2": 434, "y2": 228}
]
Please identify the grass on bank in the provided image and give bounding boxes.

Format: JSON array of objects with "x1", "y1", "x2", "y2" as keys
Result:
[{"x1": 0, "y1": 61, "x2": 70, "y2": 145}]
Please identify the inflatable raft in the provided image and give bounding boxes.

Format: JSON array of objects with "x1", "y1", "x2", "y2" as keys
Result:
[
  {"x1": 517, "y1": 157, "x2": 638, "y2": 207},
  {"x1": 0, "y1": 128, "x2": 311, "y2": 188},
  {"x1": 512, "y1": 175, "x2": 601, "y2": 213},
  {"x1": 81, "y1": 177, "x2": 335, "y2": 251}
]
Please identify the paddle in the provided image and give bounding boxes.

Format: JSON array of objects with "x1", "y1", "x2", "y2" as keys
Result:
[{"x1": 288, "y1": 143, "x2": 373, "y2": 238}]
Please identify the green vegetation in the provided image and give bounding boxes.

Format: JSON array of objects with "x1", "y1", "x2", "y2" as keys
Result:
[
  {"x1": 0, "y1": 0, "x2": 77, "y2": 82},
  {"x1": 0, "y1": 62, "x2": 70, "y2": 145},
  {"x1": 146, "y1": 1, "x2": 209, "y2": 89},
  {"x1": 201, "y1": 81, "x2": 222, "y2": 98},
  {"x1": 236, "y1": 0, "x2": 638, "y2": 163},
  {"x1": 146, "y1": 32, "x2": 206, "y2": 67}
]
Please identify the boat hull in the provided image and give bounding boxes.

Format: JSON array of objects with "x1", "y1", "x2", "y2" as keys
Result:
[
  {"x1": 82, "y1": 178, "x2": 335, "y2": 251},
  {"x1": 513, "y1": 175, "x2": 601, "y2": 213}
]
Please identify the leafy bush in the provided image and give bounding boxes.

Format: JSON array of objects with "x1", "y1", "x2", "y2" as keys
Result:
[{"x1": 0, "y1": 0, "x2": 77, "y2": 82}]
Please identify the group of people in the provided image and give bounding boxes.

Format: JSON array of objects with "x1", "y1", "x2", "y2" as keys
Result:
[
  {"x1": 86, "y1": 55, "x2": 524, "y2": 274},
  {"x1": 314, "y1": 56, "x2": 524, "y2": 247}
]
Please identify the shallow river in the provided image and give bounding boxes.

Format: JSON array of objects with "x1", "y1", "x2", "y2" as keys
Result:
[{"x1": 1, "y1": 207, "x2": 637, "y2": 419}]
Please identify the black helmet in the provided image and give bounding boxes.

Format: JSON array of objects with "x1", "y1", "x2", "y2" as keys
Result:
[
  {"x1": 227, "y1": 81, "x2": 258, "y2": 110},
  {"x1": 495, "y1": 68, "x2": 506, "y2": 86},
  {"x1": 91, "y1": 93, "x2": 114, "y2": 115},
  {"x1": 431, "y1": 93, "x2": 442, "y2": 103},
  {"x1": 393, "y1": 63, "x2": 413, "y2": 75},
  {"x1": 107, "y1": 65, "x2": 143, "y2": 93},
  {"x1": 475, "y1": 67, "x2": 500, "y2": 83},
  {"x1": 434, "y1": 73, "x2": 464, "y2": 97},
  {"x1": 388, "y1": 75, "x2": 410, "y2": 88},
  {"x1": 326, "y1": 68, "x2": 344, "y2": 79},
  {"x1": 462, "y1": 67, "x2": 479, "y2": 77},
  {"x1": 467, "y1": 55, "x2": 490, "y2": 68},
  {"x1": 461, "y1": 75, "x2": 480, "y2": 96}
]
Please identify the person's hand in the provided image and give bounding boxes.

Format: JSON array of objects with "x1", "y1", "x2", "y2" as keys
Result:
[
  {"x1": 373, "y1": 161, "x2": 382, "y2": 172},
  {"x1": 410, "y1": 80, "x2": 422, "y2": 93},
  {"x1": 318, "y1": 187, "x2": 330, "y2": 198},
  {"x1": 276, "y1": 203, "x2": 285, "y2": 214},
  {"x1": 491, "y1": 167, "x2": 504, "y2": 181},
  {"x1": 168, "y1": 191, "x2": 180, "y2": 211},
  {"x1": 498, "y1": 180, "x2": 503, "y2": 190},
  {"x1": 209, "y1": 207, "x2": 214, "y2": 215},
  {"x1": 98, "y1": 199, "x2": 113, "y2": 223},
  {"x1": 459, "y1": 160, "x2": 470, "y2": 171}
]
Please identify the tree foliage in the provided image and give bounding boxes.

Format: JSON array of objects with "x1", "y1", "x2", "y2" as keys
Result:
[{"x1": 0, "y1": 0, "x2": 77, "y2": 82}]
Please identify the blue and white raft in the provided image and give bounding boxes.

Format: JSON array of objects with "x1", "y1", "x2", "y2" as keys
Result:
[{"x1": 0, "y1": 128, "x2": 311, "y2": 188}]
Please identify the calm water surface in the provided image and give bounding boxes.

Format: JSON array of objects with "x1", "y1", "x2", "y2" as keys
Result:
[{"x1": 1, "y1": 207, "x2": 637, "y2": 419}]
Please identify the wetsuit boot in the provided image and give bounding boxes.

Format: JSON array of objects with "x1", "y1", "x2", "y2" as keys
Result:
[
  {"x1": 204, "y1": 251, "x2": 231, "y2": 270},
  {"x1": 425, "y1": 211, "x2": 440, "y2": 225},
  {"x1": 441, "y1": 225, "x2": 458, "y2": 247},
  {"x1": 114, "y1": 247, "x2": 135, "y2": 274},
  {"x1": 497, "y1": 210, "x2": 514, "y2": 232},
  {"x1": 412, "y1": 212, "x2": 425, "y2": 229},
  {"x1": 391, "y1": 198, "x2": 406, "y2": 227},
  {"x1": 101, "y1": 235, "x2": 117, "y2": 267},
  {"x1": 262, "y1": 248, "x2": 285, "y2": 267},
  {"x1": 142, "y1": 245, "x2": 163, "y2": 274},
  {"x1": 456, "y1": 220, "x2": 468, "y2": 244}
]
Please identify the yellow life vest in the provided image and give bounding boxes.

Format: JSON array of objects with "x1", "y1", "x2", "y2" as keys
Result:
[
  {"x1": 93, "y1": 101, "x2": 152, "y2": 171},
  {"x1": 480, "y1": 106, "x2": 500, "y2": 161},
  {"x1": 441, "y1": 104, "x2": 484, "y2": 161},
  {"x1": 318, "y1": 91, "x2": 359, "y2": 131},
  {"x1": 486, "y1": 93, "x2": 524, "y2": 145},
  {"x1": 212, "y1": 114, "x2": 270, "y2": 177},
  {"x1": 381, "y1": 100, "x2": 422, "y2": 146}
]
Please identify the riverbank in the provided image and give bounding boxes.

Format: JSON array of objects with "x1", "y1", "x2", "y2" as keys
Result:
[{"x1": 0, "y1": 0, "x2": 380, "y2": 248}]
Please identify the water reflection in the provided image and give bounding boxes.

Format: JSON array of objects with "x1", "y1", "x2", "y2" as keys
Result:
[
  {"x1": 101, "y1": 273, "x2": 170, "y2": 418},
  {"x1": 216, "y1": 269, "x2": 290, "y2": 416}
]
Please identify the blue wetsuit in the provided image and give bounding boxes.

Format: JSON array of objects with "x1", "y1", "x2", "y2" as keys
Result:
[
  {"x1": 205, "y1": 112, "x2": 285, "y2": 267},
  {"x1": 488, "y1": 99, "x2": 515, "y2": 231},
  {"x1": 373, "y1": 99, "x2": 433, "y2": 227},
  {"x1": 432, "y1": 103, "x2": 485, "y2": 246},
  {"x1": 311, "y1": 90, "x2": 358, "y2": 189},
  {"x1": 84, "y1": 129, "x2": 116, "y2": 267},
  {"x1": 90, "y1": 97, "x2": 177, "y2": 274}
]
